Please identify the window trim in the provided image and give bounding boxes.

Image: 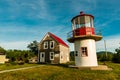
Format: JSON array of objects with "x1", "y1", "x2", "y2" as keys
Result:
[
  {"x1": 50, "y1": 41, "x2": 54, "y2": 49},
  {"x1": 44, "y1": 41, "x2": 48, "y2": 49},
  {"x1": 50, "y1": 52, "x2": 54, "y2": 60},
  {"x1": 81, "y1": 47, "x2": 88, "y2": 57}
]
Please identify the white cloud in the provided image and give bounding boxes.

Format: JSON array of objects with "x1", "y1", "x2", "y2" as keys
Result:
[
  {"x1": 2, "y1": 0, "x2": 56, "y2": 21},
  {"x1": 96, "y1": 34, "x2": 120, "y2": 52},
  {"x1": 0, "y1": 41, "x2": 30, "y2": 50},
  {"x1": 0, "y1": 24, "x2": 71, "y2": 50},
  {"x1": 70, "y1": 0, "x2": 96, "y2": 13},
  {"x1": 26, "y1": 0, "x2": 57, "y2": 20},
  {"x1": 0, "y1": 25, "x2": 37, "y2": 34}
]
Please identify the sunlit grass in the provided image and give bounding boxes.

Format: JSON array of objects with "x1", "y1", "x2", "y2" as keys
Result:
[
  {"x1": 0, "y1": 62, "x2": 120, "y2": 80},
  {"x1": 0, "y1": 63, "x2": 38, "y2": 71}
]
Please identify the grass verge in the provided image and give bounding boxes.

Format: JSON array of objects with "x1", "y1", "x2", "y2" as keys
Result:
[
  {"x1": 0, "y1": 63, "x2": 38, "y2": 71},
  {"x1": 0, "y1": 62, "x2": 120, "y2": 80}
]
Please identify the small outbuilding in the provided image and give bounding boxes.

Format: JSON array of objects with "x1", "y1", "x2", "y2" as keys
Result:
[
  {"x1": 29, "y1": 57, "x2": 38, "y2": 63},
  {"x1": 0, "y1": 53, "x2": 9, "y2": 64}
]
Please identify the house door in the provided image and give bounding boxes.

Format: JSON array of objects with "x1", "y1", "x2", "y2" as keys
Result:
[{"x1": 40, "y1": 52, "x2": 45, "y2": 62}]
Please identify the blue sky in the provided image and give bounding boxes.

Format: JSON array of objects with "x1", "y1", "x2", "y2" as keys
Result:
[{"x1": 0, "y1": 0, "x2": 120, "y2": 52}]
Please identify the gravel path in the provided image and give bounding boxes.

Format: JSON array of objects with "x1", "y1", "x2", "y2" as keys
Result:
[{"x1": 0, "y1": 65, "x2": 44, "y2": 73}]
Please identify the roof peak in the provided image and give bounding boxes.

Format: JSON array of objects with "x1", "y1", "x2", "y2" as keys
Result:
[{"x1": 48, "y1": 32, "x2": 69, "y2": 47}]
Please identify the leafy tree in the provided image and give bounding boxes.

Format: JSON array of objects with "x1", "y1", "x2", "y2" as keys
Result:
[
  {"x1": 0, "y1": 46, "x2": 6, "y2": 54},
  {"x1": 97, "y1": 51, "x2": 113, "y2": 61},
  {"x1": 115, "y1": 47, "x2": 120, "y2": 53},
  {"x1": 112, "y1": 47, "x2": 120, "y2": 63},
  {"x1": 6, "y1": 50, "x2": 35, "y2": 63},
  {"x1": 70, "y1": 51, "x2": 75, "y2": 61},
  {"x1": 27, "y1": 40, "x2": 39, "y2": 55},
  {"x1": 6, "y1": 50, "x2": 16, "y2": 62}
]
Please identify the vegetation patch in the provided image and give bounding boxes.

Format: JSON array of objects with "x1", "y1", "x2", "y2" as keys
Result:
[
  {"x1": 0, "y1": 63, "x2": 38, "y2": 71},
  {"x1": 0, "y1": 62, "x2": 120, "y2": 80}
]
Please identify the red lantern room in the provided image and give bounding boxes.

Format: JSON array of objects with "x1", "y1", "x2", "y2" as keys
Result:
[{"x1": 67, "y1": 11, "x2": 102, "y2": 42}]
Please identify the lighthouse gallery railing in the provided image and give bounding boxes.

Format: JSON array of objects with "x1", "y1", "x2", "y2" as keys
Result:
[{"x1": 67, "y1": 30, "x2": 102, "y2": 39}]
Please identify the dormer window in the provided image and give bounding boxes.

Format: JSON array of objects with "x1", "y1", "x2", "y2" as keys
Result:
[
  {"x1": 44, "y1": 41, "x2": 48, "y2": 49},
  {"x1": 50, "y1": 41, "x2": 54, "y2": 49}
]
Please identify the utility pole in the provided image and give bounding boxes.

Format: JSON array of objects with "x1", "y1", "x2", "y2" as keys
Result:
[
  {"x1": 37, "y1": 43, "x2": 40, "y2": 63},
  {"x1": 104, "y1": 40, "x2": 107, "y2": 59}
]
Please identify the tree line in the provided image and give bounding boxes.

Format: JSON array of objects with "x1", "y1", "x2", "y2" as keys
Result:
[
  {"x1": 0, "y1": 40, "x2": 120, "y2": 64},
  {"x1": 0, "y1": 40, "x2": 38, "y2": 64},
  {"x1": 97, "y1": 47, "x2": 120, "y2": 63}
]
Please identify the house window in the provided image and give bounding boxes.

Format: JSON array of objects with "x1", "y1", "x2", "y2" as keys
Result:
[
  {"x1": 50, "y1": 41, "x2": 54, "y2": 49},
  {"x1": 81, "y1": 47, "x2": 88, "y2": 57},
  {"x1": 50, "y1": 52, "x2": 54, "y2": 60},
  {"x1": 44, "y1": 41, "x2": 48, "y2": 49}
]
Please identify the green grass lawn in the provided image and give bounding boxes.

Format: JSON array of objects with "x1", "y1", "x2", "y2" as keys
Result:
[
  {"x1": 0, "y1": 63, "x2": 38, "y2": 71},
  {"x1": 0, "y1": 62, "x2": 120, "y2": 80}
]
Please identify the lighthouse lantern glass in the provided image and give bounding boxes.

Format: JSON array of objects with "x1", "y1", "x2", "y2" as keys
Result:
[
  {"x1": 72, "y1": 15, "x2": 94, "y2": 30},
  {"x1": 85, "y1": 16, "x2": 94, "y2": 27}
]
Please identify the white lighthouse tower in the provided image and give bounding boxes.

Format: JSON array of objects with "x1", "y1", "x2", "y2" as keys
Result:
[{"x1": 67, "y1": 12, "x2": 102, "y2": 67}]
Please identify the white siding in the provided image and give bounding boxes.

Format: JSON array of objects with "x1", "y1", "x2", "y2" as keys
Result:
[
  {"x1": 74, "y1": 39, "x2": 98, "y2": 67},
  {"x1": 59, "y1": 45, "x2": 70, "y2": 63}
]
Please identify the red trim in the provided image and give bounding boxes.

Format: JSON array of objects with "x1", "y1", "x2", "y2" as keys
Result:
[
  {"x1": 73, "y1": 27, "x2": 95, "y2": 36},
  {"x1": 48, "y1": 32, "x2": 69, "y2": 47}
]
